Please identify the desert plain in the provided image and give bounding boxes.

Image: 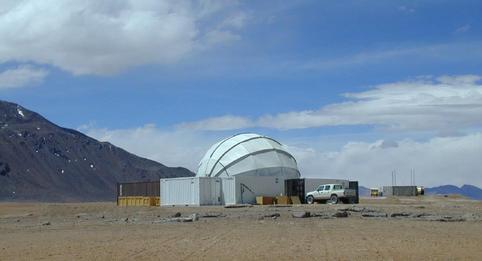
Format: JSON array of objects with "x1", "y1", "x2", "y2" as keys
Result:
[{"x1": 0, "y1": 196, "x2": 481, "y2": 261}]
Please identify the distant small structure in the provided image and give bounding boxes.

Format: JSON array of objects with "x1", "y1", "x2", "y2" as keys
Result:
[
  {"x1": 382, "y1": 186, "x2": 424, "y2": 197},
  {"x1": 370, "y1": 188, "x2": 380, "y2": 197}
]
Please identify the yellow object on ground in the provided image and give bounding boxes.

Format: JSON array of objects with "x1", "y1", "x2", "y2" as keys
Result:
[
  {"x1": 256, "y1": 196, "x2": 274, "y2": 205},
  {"x1": 290, "y1": 196, "x2": 301, "y2": 204},
  {"x1": 153, "y1": 197, "x2": 160, "y2": 206},
  {"x1": 276, "y1": 196, "x2": 291, "y2": 205},
  {"x1": 117, "y1": 196, "x2": 159, "y2": 206},
  {"x1": 370, "y1": 188, "x2": 380, "y2": 197}
]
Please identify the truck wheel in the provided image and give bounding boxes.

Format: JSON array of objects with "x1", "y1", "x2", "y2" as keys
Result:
[
  {"x1": 329, "y1": 195, "x2": 338, "y2": 204},
  {"x1": 306, "y1": 195, "x2": 314, "y2": 204}
]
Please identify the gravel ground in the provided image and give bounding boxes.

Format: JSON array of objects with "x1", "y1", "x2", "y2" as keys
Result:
[{"x1": 0, "y1": 196, "x2": 481, "y2": 260}]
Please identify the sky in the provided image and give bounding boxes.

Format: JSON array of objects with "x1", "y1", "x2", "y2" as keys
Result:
[{"x1": 1, "y1": 0, "x2": 481, "y2": 187}]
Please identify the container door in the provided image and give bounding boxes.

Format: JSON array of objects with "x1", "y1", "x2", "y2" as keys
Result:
[
  {"x1": 221, "y1": 178, "x2": 235, "y2": 205},
  {"x1": 214, "y1": 179, "x2": 221, "y2": 205},
  {"x1": 217, "y1": 180, "x2": 221, "y2": 205},
  {"x1": 190, "y1": 179, "x2": 196, "y2": 205}
]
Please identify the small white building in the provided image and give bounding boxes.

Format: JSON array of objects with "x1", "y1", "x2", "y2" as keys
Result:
[
  {"x1": 160, "y1": 177, "x2": 222, "y2": 206},
  {"x1": 160, "y1": 133, "x2": 301, "y2": 206}
]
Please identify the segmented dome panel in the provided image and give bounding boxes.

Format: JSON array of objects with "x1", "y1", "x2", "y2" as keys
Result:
[{"x1": 196, "y1": 133, "x2": 300, "y2": 178}]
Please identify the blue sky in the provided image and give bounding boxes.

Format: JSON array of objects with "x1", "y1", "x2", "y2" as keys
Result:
[{"x1": 1, "y1": 1, "x2": 481, "y2": 187}]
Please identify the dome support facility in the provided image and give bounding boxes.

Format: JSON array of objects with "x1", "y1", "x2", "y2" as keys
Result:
[
  {"x1": 161, "y1": 133, "x2": 301, "y2": 206},
  {"x1": 160, "y1": 133, "x2": 359, "y2": 206}
]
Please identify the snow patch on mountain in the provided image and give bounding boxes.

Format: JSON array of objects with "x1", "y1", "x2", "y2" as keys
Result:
[{"x1": 17, "y1": 108, "x2": 24, "y2": 118}]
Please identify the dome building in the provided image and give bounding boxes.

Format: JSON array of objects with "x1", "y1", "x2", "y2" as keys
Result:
[
  {"x1": 161, "y1": 133, "x2": 303, "y2": 206},
  {"x1": 160, "y1": 133, "x2": 360, "y2": 206},
  {"x1": 196, "y1": 133, "x2": 300, "y2": 179}
]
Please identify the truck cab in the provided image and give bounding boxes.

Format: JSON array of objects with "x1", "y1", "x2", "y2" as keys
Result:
[{"x1": 305, "y1": 183, "x2": 356, "y2": 204}]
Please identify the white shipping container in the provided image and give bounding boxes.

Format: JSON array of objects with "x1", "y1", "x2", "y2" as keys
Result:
[
  {"x1": 161, "y1": 174, "x2": 299, "y2": 206},
  {"x1": 160, "y1": 177, "x2": 222, "y2": 206}
]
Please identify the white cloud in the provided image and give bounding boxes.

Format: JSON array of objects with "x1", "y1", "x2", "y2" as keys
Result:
[
  {"x1": 0, "y1": 1, "x2": 245, "y2": 75},
  {"x1": 289, "y1": 133, "x2": 482, "y2": 188},
  {"x1": 181, "y1": 75, "x2": 482, "y2": 133},
  {"x1": 0, "y1": 65, "x2": 48, "y2": 89},
  {"x1": 83, "y1": 123, "x2": 482, "y2": 187},
  {"x1": 260, "y1": 75, "x2": 482, "y2": 132},
  {"x1": 176, "y1": 115, "x2": 253, "y2": 131}
]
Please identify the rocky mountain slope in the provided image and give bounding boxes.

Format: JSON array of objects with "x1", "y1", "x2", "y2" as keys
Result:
[
  {"x1": 0, "y1": 101, "x2": 193, "y2": 201},
  {"x1": 425, "y1": 185, "x2": 482, "y2": 200},
  {"x1": 358, "y1": 185, "x2": 482, "y2": 200}
]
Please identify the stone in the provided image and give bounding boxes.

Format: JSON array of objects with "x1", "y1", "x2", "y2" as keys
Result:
[
  {"x1": 180, "y1": 217, "x2": 193, "y2": 222},
  {"x1": 333, "y1": 211, "x2": 349, "y2": 218},
  {"x1": 264, "y1": 213, "x2": 281, "y2": 218},
  {"x1": 292, "y1": 211, "x2": 311, "y2": 218},
  {"x1": 202, "y1": 213, "x2": 225, "y2": 218},
  {"x1": 312, "y1": 212, "x2": 333, "y2": 219},
  {"x1": 340, "y1": 206, "x2": 377, "y2": 213},
  {"x1": 411, "y1": 213, "x2": 432, "y2": 218},
  {"x1": 362, "y1": 212, "x2": 388, "y2": 218},
  {"x1": 189, "y1": 213, "x2": 199, "y2": 221},
  {"x1": 172, "y1": 212, "x2": 182, "y2": 218},
  {"x1": 424, "y1": 215, "x2": 465, "y2": 222},
  {"x1": 164, "y1": 217, "x2": 191, "y2": 222},
  {"x1": 390, "y1": 212, "x2": 411, "y2": 218}
]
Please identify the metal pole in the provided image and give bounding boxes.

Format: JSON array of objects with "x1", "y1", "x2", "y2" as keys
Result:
[
  {"x1": 391, "y1": 171, "x2": 394, "y2": 186},
  {"x1": 410, "y1": 168, "x2": 413, "y2": 186},
  {"x1": 413, "y1": 168, "x2": 416, "y2": 185},
  {"x1": 394, "y1": 170, "x2": 397, "y2": 186}
]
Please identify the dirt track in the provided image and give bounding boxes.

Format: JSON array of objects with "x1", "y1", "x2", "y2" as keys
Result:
[{"x1": 0, "y1": 197, "x2": 481, "y2": 260}]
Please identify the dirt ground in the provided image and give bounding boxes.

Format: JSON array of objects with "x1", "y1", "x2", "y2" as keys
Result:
[{"x1": 0, "y1": 196, "x2": 481, "y2": 261}]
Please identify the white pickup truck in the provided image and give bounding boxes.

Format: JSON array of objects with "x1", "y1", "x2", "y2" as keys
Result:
[{"x1": 305, "y1": 184, "x2": 356, "y2": 204}]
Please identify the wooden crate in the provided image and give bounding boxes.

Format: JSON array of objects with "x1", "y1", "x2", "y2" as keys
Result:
[
  {"x1": 276, "y1": 196, "x2": 291, "y2": 205},
  {"x1": 117, "y1": 196, "x2": 159, "y2": 207},
  {"x1": 256, "y1": 196, "x2": 274, "y2": 205}
]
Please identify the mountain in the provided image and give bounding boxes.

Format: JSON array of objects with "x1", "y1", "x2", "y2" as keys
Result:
[
  {"x1": 0, "y1": 101, "x2": 194, "y2": 201},
  {"x1": 358, "y1": 186, "x2": 370, "y2": 197},
  {"x1": 425, "y1": 185, "x2": 482, "y2": 200},
  {"x1": 358, "y1": 185, "x2": 482, "y2": 200}
]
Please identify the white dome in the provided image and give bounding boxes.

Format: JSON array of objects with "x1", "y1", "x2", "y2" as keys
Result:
[{"x1": 196, "y1": 133, "x2": 300, "y2": 178}]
